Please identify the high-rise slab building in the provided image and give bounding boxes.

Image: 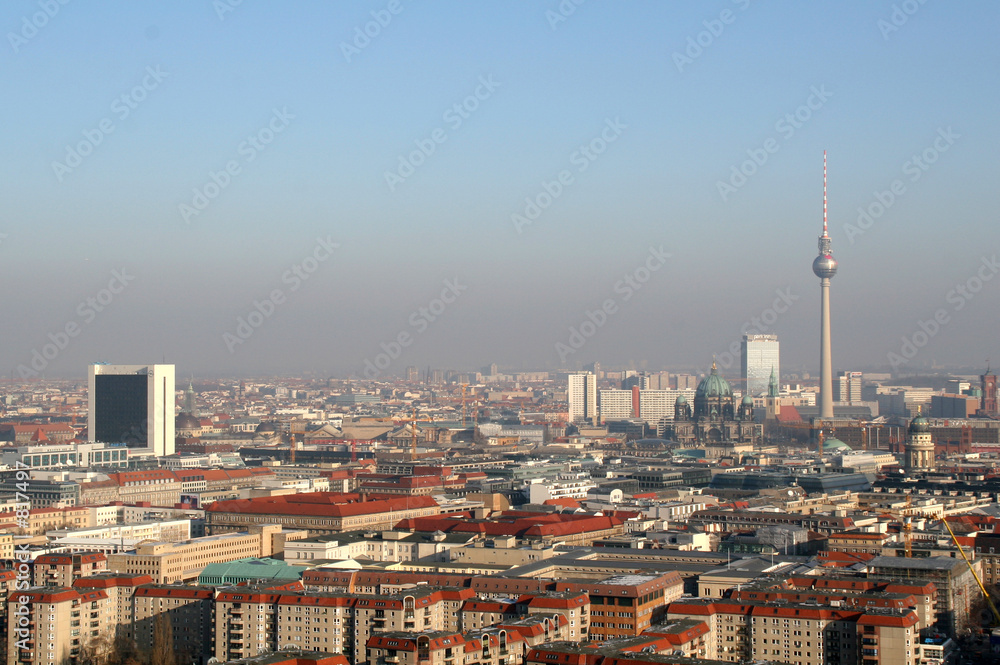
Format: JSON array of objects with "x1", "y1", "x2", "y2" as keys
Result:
[
  {"x1": 835, "y1": 370, "x2": 863, "y2": 403},
  {"x1": 88, "y1": 364, "x2": 175, "y2": 456},
  {"x1": 812, "y1": 151, "x2": 838, "y2": 419},
  {"x1": 567, "y1": 372, "x2": 597, "y2": 424},
  {"x1": 741, "y1": 334, "x2": 779, "y2": 396}
]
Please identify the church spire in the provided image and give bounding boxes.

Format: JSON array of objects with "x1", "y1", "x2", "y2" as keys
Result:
[{"x1": 767, "y1": 365, "x2": 778, "y2": 398}]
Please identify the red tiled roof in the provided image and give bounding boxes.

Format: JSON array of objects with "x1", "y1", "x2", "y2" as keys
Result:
[
  {"x1": 776, "y1": 405, "x2": 802, "y2": 422},
  {"x1": 207, "y1": 492, "x2": 436, "y2": 518},
  {"x1": 74, "y1": 575, "x2": 153, "y2": 589}
]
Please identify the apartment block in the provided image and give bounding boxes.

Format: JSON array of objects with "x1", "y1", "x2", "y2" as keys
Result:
[
  {"x1": 666, "y1": 598, "x2": 921, "y2": 665},
  {"x1": 72, "y1": 573, "x2": 153, "y2": 641},
  {"x1": 31, "y1": 553, "x2": 107, "y2": 588},
  {"x1": 367, "y1": 630, "x2": 525, "y2": 665},
  {"x1": 865, "y1": 556, "x2": 980, "y2": 635},
  {"x1": 6, "y1": 587, "x2": 111, "y2": 665},
  {"x1": 214, "y1": 585, "x2": 300, "y2": 663},
  {"x1": 214, "y1": 585, "x2": 473, "y2": 665},
  {"x1": 132, "y1": 585, "x2": 215, "y2": 661}
]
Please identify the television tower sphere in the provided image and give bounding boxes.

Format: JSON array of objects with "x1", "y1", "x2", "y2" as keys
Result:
[{"x1": 813, "y1": 254, "x2": 838, "y2": 279}]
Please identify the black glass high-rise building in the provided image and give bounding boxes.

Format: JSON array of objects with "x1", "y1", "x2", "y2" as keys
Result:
[{"x1": 88, "y1": 364, "x2": 175, "y2": 456}]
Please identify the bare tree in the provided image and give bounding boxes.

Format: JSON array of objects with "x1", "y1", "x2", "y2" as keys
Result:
[
  {"x1": 149, "y1": 615, "x2": 176, "y2": 665},
  {"x1": 77, "y1": 630, "x2": 114, "y2": 665}
]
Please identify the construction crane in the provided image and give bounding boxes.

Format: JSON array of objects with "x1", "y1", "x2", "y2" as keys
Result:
[
  {"x1": 288, "y1": 421, "x2": 307, "y2": 464},
  {"x1": 461, "y1": 384, "x2": 469, "y2": 427},
  {"x1": 879, "y1": 492, "x2": 916, "y2": 559},
  {"x1": 399, "y1": 409, "x2": 433, "y2": 461}
]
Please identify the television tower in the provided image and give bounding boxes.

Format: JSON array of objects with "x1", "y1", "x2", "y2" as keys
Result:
[{"x1": 812, "y1": 151, "x2": 838, "y2": 419}]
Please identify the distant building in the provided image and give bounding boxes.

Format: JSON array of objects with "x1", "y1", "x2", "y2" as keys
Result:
[
  {"x1": 567, "y1": 372, "x2": 597, "y2": 424},
  {"x1": 741, "y1": 334, "x2": 779, "y2": 396},
  {"x1": 621, "y1": 372, "x2": 649, "y2": 390},
  {"x1": 0, "y1": 441, "x2": 128, "y2": 470},
  {"x1": 931, "y1": 393, "x2": 979, "y2": 418},
  {"x1": 834, "y1": 370, "x2": 863, "y2": 403},
  {"x1": 981, "y1": 370, "x2": 998, "y2": 415},
  {"x1": 599, "y1": 388, "x2": 696, "y2": 427},
  {"x1": 88, "y1": 363, "x2": 175, "y2": 456}
]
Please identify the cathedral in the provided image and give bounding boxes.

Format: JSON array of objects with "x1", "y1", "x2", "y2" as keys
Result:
[{"x1": 665, "y1": 362, "x2": 757, "y2": 445}]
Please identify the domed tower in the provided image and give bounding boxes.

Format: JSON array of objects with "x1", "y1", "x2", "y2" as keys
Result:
[
  {"x1": 905, "y1": 415, "x2": 934, "y2": 472},
  {"x1": 175, "y1": 413, "x2": 201, "y2": 437},
  {"x1": 695, "y1": 362, "x2": 735, "y2": 422},
  {"x1": 813, "y1": 151, "x2": 838, "y2": 420},
  {"x1": 738, "y1": 394, "x2": 754, "y2": 421},
  {"x1": 674, "y1": 394, "x2": 692, "y2": 421}
]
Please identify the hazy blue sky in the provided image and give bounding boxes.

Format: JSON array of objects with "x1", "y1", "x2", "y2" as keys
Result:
[{"x1": 2, "y1": 1, "x2": 998, "y2": 379}]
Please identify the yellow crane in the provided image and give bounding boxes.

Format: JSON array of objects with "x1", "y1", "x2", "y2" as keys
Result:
[
  {"x1": 399, "y1": 408, "x2": 433, "y2": 461},
  {"x1": 461, "y1": 383, "x2": 469, "y2": 427}
]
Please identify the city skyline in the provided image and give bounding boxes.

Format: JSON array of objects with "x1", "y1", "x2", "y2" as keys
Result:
[{"x1": 3, "y1": 3, "x2": 999, "y2": 378}]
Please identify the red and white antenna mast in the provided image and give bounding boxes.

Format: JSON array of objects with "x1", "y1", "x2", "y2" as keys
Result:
[{"x1": 822, "y1": 150, "x2": 828, "y2": 237}]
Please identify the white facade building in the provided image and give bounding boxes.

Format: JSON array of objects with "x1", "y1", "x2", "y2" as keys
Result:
[
  {"x1": 741, "y1": 334, "x2": 780, "y2": 396},
  {"x1": 598, "y1": 389, "x2": 696, "y2": 425},
  {"x1": 568, "y1": 372, "x2": 597, "y2": 423}
]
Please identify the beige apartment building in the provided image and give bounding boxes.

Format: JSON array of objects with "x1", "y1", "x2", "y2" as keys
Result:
[
  {"x1": 132, "y1": 584, "x2": 215, "y2": 659},
  {"x1": 107, "y1": 524, "x2": 284, "y2": 583},
  {"x1": 667, "y1": 598, "x2": 921, "y2": 665},
  {"x1": 214, "y1": 585, "x2": 491, "y2": 665},
  {"x1": 31, "y1": 552, "x2": 107, "y2": 588},
  {"x1": 73, "y1": 573, "x2": 153, "y2": 641},
  {"x1": 367, "y1": 630, "x2": 525, "y2": 665},
  {"x1": 6, "y1": 587, "x2": 111, "y2": 665},
  {"x1": 214, "y1": 585, "x2": 296, "y2": 663},
  {"x1": 21, "y1": 507, "x2": 92, "y2": 536}
]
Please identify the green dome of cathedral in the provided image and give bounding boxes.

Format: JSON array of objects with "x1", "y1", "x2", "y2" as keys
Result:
[{"x1": 696, "y1": 363, "x2": 733, "y2": 399}]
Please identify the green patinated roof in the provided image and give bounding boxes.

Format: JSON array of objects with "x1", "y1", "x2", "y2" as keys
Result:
[
  {"x1": 822, "y1": 437, "x2": 851, "y2": 451},
  {"x1": 197, "y1": 558, "x2": 302, "y2": 586},
  {"x1": 696, "y1": 364, "x2": 732, "y2": 399}
]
